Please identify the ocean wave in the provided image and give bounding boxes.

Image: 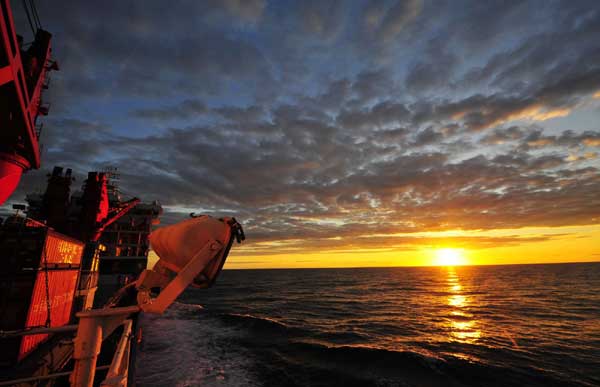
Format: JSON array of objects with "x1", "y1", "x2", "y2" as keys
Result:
[
  {"x1": 219, "y1": 313, "x2": 294, "y2": 334},
  {"x1": 272, "y1": 341, "x2": 571, "y2": 387},
  {"x1": 217, "y1": 313, "x2": 374, "y2": 344},
  {"x1": 172, "y1": 301, "x2": 204, "y2": 310},
  {"x1": 212, "y1": 313, "x2": 577, "y2": 387},
  {"x1": 210, "y1": 313, "x2": 569, "y2": 386},
  {"x1": 139, "y1": 265, "x2": 600, "y2": 387}
]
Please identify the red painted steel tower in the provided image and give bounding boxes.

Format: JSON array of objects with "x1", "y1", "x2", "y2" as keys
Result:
[{"x1": 0, "y1": 0, "x2": 57, "y2": 204}]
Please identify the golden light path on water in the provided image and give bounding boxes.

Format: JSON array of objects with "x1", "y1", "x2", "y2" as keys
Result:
[{"x1": 445, "y1": 267, "x2": 482, "y2": 344}]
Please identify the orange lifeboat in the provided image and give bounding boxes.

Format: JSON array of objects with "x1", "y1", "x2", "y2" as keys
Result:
[{"x1": 150, "y1": 215, "x2": 244, "y2": 288}]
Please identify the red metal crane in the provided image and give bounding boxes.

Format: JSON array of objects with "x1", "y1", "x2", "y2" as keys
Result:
[{"x1": 0, "y1": 0, "x2": 57, "y2": 204}]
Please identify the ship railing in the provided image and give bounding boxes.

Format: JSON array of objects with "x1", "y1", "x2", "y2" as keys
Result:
[
  {"x1": 0, "y1": 324, "x2": 110, "y2": 387},
  {"x1": 100, "y1": 318, "x2": 133, "y2": 387},
  {"x1": 0, "y1": 309, "x2": 137, "y2": 387},
  {"x1": 0, "y1": 366, "x2": 111, "y2": 386},
  {"x1": 71, "y1": 305, "x2": 140, "y2": 387},
  {"x1": 0, "y1": 324, "x2": 78, "y2": 338}
]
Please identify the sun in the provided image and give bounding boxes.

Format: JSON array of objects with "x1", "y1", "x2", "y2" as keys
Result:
[{"x1": 434, "y1": 248, "x2": 467, "y2": 266}]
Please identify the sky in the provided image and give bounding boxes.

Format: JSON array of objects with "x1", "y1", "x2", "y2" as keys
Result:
[{"x1": 6, "y1": 0, "x2": 600, "y2": 268}]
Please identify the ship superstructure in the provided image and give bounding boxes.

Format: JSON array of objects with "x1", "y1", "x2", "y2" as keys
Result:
[
  {"x1": 0, "y1": 166, "x2": 243, "y2": 386},
  {"x1": 0, "y1": 166, "x2": 159, "y2": 385},
  {"x1": 97, "y1": 170, "x2": 161, "y2": 275},
  {"x1": 0, "y1": 2, "x2": 245, "y2": 385},
  {"x1": 94, "y1": 168, "x2": 162, "y2": 305}
]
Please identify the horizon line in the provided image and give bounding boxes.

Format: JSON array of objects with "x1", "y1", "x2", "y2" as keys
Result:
[{"x1": 223, "y1": 260, "x2": 600, "y2": 270}]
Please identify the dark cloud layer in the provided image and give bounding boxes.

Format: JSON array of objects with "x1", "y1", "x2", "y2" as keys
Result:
[{"x1": 8, "y1": 1, "x2": 600, "y2": 254}]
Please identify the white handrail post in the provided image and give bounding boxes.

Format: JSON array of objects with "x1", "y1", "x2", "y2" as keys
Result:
[
  {"x1": 100, "y1": 319, "x2": 133, "y2": 387},
  {"x1": 70, "y1": 306, "x2": 140, "y2": 387},
  {"x1": 70, "y1": 314, "x2": 103, "y2": 387}
]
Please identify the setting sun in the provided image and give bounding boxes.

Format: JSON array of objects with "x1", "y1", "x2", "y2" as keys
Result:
[{"x1": 434, "y1": 248, "x2": 467, "y2": 266}]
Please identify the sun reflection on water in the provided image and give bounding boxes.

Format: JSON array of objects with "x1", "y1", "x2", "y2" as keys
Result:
[
  {"x1": 445, "y1": 268, "x2": 482, "y2": 343},
  {"x1": 448, "y1": 294, "x2": 467, "y2": 307}
]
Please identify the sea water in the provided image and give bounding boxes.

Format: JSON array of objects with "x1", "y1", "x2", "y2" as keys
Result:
[{"x1": 136, "y1": 263, "x2": 600, "y2": 386}]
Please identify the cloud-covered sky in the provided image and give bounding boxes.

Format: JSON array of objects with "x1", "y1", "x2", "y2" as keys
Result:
[{"x1": 10, "y1": 0, "x2": 600, "y2": 266}]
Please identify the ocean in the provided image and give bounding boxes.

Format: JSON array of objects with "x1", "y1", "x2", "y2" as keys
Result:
[{"x1": 136, "y1": 263, "x2": 600, "y2": 387}]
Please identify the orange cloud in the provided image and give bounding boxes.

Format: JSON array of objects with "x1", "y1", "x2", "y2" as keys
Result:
[
  {"x1": 583, "y1": 138, "x2": 600, "y2": 147},
  {"x1": 514, "y1": 105, "x2": 571, "y2": 122},
  {"x1": 528, "y1": 138, "x2": 554, "y2": 148},
  {"x1": 225, "y1": 225, "x2": 600, "y2": 269},
  {"x1": 478, "y1": 104, "x2": 572, "y2": 130},
  {"x1": 569, "y1": 152, "x2": 598, "y2": 161}
]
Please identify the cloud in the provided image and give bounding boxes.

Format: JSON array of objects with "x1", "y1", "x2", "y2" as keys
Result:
[
  {"x1": 16, "y1": 1, "x2": 274, "y2": 104},
  {"x1": 234, "y1": 233, "x2": 571, "y2": 257},
  {"x1": 480, "y1": 126, "x2": 525, "y2": 145},
  {"x1": 374, "y1": 0, "x2": 423, "y2": 42},
  {"x1": 5, "y1": 0, "x2": 600, "y2": 257},
  {"x1": 219, "y1": 0, "x2": 266, "y2": 23},
  {"x1": 296, "y1": 0, "x2": 346, "y2": 41},
  {"x1": 517, "y1": 130, "x2": 600, "y2": 150},
  {"x1": 15, "y1": 113, "x2": 599, "y2": 246},
  {"x1": 132, "y1": 100, "x2": 208, "y2": 121}
]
